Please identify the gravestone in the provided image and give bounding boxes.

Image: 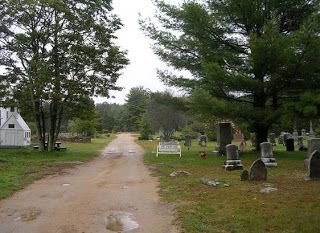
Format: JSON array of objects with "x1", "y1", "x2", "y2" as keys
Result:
[
  {"x1": 286, "y1": 138, "x2": 294, "y2": 151},
  {"x1": 268, "y1": 133, "x2": 276, "y2": 146},
  {"x1": 307, "y1": 151, "x2": 320, "y2": 179},
  {"x1": 250, "y1": 133, "x2": 257, "y2": 148},
  {"x1": 301, "y1": 129, "x2": 307, "y2": 137},
  {"x1": 240, "y1": 170, "x2": 249, "y2": 181},
  {"x1": 297, "y1": 136, "x2": 307, "y2": 151},
  {"x1": 309, "y1": 120, "x2": 315, "y2": 136},
  {"x1": 199, "y1": 134, "x2": 207, "y2": 147},
  {"x1": 292, "y1": 130, "x2": 299, "y2": 141},
  {"x1": 304, "y1": 138, "x2": 320, "y2": 169},
  {"x1": 260, "y1": 142, "x2": 277, "y2": 167},
  {"x1": 249, "y1": 159, "x2": 267, "y2": 181},
  {"x1": 223, "y1": 144, "x2": 243, "y2": 171},
  {"x1": 283, "y1": 133, "x2": 290, "y2": 146},
  {"x1": 216, "y1": 122, "x2": 232, "y2": 155},
  {"x1": 184, "y1": 135, "x2": 192, "y2": 150},
  {"x1": 307, "y1": 138, "x2": 320, "y2": 156}
]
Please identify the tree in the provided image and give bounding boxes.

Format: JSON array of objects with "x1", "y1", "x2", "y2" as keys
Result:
[
  {"x1": 0, "y1": 0, "x2": 128, "y2": 151},
  {"x1": 147, "y1": 91, "x2": 187, "y2": 141},
  {"x1": 68, "y1": 117, "x2": 99, "y2": 136},
  {"x1": 96, "y1": 102, "x2": 121, "y2": 132},
  {"x1": 138, "y1": 112, "x2": 153, "y2": 140},
  {"x1": 95, "y1": 102, "x2": 129, "y2": 132},
  {"x1": 0, "y1": 75, "x2": 9, "y2": 105},
  {"x1": 142, "y1": 0, "x2": 320, "y2": 150},
  {"x1": 125, "y1": 86, "x2": 150, "y2": 131},
  {"x1": 280, "y1": 91, "x2": 320, "y2": 131}
]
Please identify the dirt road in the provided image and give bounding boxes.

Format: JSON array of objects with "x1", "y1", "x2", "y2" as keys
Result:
[{"x1": 0, "y1": 134, "x2": 178, "y2": 233}]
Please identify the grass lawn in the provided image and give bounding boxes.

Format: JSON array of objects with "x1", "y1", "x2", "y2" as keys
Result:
[
  {"x1": 139, "y1": 139, "x2": 320, "y2": 233},
  {"x1": 0, "y1": 135, "x2": 115, "y2": 199}
]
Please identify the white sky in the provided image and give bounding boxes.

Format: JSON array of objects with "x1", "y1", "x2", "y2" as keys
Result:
[{"x1": 94, "y1": 0, "x2": 183, "y2": 104}]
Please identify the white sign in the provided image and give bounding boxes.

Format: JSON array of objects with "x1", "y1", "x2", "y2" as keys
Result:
[{"x1": 156, "y1": 141, "x2": 181, "y2": 157}]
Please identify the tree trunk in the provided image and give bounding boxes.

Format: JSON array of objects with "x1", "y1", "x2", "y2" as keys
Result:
[
  {"x1": 33, "y1": 100, "x2": 45, "y2": 151},
  {"x1": 48, "y1": 12, "x2": 61, "y2": 152},
  {"x1": 253, "y1": 86, "x2": 268, "y2": 151},
  {"x1": 54, "y1": 106, "x2": 64, "y2": 144},
  {"x1": 254, "y1": 125, "x2": 269, "y2": 151},
  {"x1": 48, "y1": 101, "x2": 58, "y2": 152},
  {"x1": 40, "y1": 101, "x2": 47, "y2": 151}
]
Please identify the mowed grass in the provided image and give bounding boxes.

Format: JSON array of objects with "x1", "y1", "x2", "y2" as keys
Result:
[
  {"x1": 0, "y1": 135, "x2": 115, "y2": 199},
  {"x1": 139, "y1": 139, "x2": 320, "y2": 233}
]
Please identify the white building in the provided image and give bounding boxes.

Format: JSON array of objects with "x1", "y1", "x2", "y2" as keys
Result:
[{"x1": 0, "y1": 107, "x2": 31, "y2": 148}]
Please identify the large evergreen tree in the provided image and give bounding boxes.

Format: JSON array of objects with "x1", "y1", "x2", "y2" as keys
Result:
[
  {"x1": 0, "y1": 0, "x2": 128, "y2": 151},
  {"x1": 142, "y1": 0, "x2": 320, "y2": 149},
  {"x1": 125, "y1": 86, "x2": 150, "y2": 131}
]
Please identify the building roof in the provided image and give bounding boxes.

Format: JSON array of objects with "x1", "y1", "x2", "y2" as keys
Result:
[
  {"x1": 0, "y1": 114, "x2": 31, "y2": 131},
  {"x1": 16, "y1": 115, "x2": 31, "y2": 131}
]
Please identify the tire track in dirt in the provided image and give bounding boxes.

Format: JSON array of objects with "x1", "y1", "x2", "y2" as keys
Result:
[{"x1": 0, "y1": 133, "x2": 178, "y2": 233}]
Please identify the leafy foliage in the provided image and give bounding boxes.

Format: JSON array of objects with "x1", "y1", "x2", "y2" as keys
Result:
[
  {"x1": 142, "y1": 0, "x2": 320, "y2": 149},
  {"x1": 0, "y1": 0, "x2": 128, "y2": 150},
  {"x1": 68, "y1": 118, "x2": 99, "y2": 136},
  {"x1": 138, "y1": 113, "x2": 154, "y2": 140},
  {"x1": 147, "y1": 91, "x2": 187, "y2": 140},
  {"x1": 96, "y1": 102, "x2": 127, "y2": 132},
  {"x1": 125, "y1": 86, "x2": 151, "y2": 131}
]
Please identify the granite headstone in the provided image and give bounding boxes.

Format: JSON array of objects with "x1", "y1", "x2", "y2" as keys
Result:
[
  {"x1": 223, "y1": 144, "x2": 243, "y2": 171},
  {"x1": 307, "y1": 151, "x2": 320, "y2": 179},
  {"x1": 216, "y1": 122, "x2": 232, "y2": 155},
  {"x1": 260, "y1": 142, "x2": 277, "y2": 167},
  {"x1": 240, "y1": 170, "x2": 249, "y2": 181},
  {"x1": 286, "y1": 138, "x2": 294, "y2": 151},
  {"x1": 307, "y1": 138, "x2": 320, "y2": 156},
  {"x1": 249, "y1": 159, "x2": 267, "y2": 181}
]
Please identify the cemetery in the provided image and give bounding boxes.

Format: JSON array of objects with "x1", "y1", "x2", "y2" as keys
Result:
[
  {"x1": 140, "y1": 127, "x2": 320, "y2": 233},
  {"x1": 1, "y1": 0, "x2": 320, "y2": 232}
]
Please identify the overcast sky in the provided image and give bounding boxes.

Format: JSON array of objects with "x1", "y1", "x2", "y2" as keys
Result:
[{"x1": 94, "y1": 0, "x2": 182, "y2": 104}]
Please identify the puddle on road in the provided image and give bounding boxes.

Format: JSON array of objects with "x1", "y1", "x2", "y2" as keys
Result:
[
  {"x1": 20, "y1": 210, "x2": 41, "y2": 222},
  {"x1": 105, "y1": 212, "x2": 139, "y2": 232},
  {"x1": 103, "y1": 148, "x2": 123, "y2": 157}
]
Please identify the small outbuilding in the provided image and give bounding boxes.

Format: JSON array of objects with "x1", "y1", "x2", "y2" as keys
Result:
[{"x1": 0, "y1": 107, "x2": 31, "y2": 148}]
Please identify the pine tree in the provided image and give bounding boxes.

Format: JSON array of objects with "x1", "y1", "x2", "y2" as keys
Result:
[{"x1": 142, "y1": 0, "x2": 320, "y2": 149}]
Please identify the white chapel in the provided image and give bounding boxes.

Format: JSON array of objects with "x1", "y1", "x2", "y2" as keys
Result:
[{"x1": 0, "y1": 107, "x2": 31, "y2": 148}]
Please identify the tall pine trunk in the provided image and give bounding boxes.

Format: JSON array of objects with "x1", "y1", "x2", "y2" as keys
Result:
[
  {"x1": 253, "y1": 86, "x2": 269, "y2": 151},
  {"x1": 254, "y1": 125, "x2": 269, "y2": 151}
]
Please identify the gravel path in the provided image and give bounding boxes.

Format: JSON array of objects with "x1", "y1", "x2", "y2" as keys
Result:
[{"x1": 0, "y1": 133, "x2": 178, "y2": 233}]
